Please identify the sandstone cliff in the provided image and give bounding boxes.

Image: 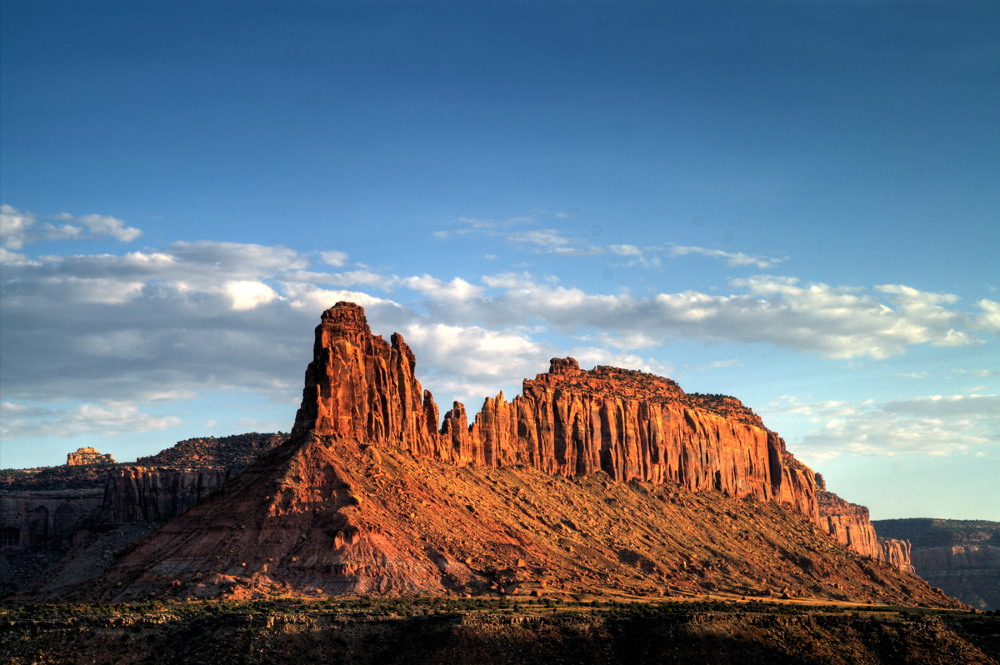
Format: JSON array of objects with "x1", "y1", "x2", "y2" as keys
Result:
[
  {"x1": 53, "y1": 302, "x2": 950, "y2": 605},
  {"x1": 816, "y1": 489, "x2": 914, "y2": 572},
  {"x1": 100, "y1": 467, "x2": 238, "y2": 524},
  {"x1": 293, "y1": 303, "x2": 819, "y2": 524},
  {"x1": 2, "y1": 433, "x2": 285, "y2": 597},
  {"x1": 873, "y1": 518, "x2": 1000, "y2": 610},
  {"x1": 64, "y1": 437, "x2": 955, "y2": 606}
]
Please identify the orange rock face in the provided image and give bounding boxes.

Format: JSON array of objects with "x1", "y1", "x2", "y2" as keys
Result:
[
  {"x1": 291, "y1": 302, "x2": 440, "y2": 452},
  {"x1": 880, "y1": 539, "x2": 915, "y2": 573},
  {"x1": 51, "y1": 302, "x2": 944, "y2": 604},
  {"x1": 66, "y1": 447, "x2": 115, "y2": 466},
  {"x1": 293, "y1": 302, "x2": 819, "y2": 524},
  {"x1": 817, "y1": 489, "x2": 913, "y2": 572}
]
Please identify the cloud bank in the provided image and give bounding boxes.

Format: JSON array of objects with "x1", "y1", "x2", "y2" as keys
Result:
[{"x1": 2, "y1": 205, "x2": 997, "y2": 454}]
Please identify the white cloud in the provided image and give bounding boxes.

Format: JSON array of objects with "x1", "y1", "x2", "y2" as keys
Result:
[
  {"x1": 567, "y1": 347, "x2": 674, "y2": 377},
  {"x1": 408, "y1": 273, "x2": 987, "y2": 359},
  {"x1": 1, "y1": 205, "x2": 37, "y2": 249},
  {"x1": 280, "y1": 281, "x2": 398, "y2": 313},
  {"x1": 224, "y1": 280, "x2": 279, "y2": 310},
  {"x1": 667, "y1": 245, "x2": 783, "y2": 268},
  {"x1": 609, "y1": 244, "x2": 643, "y2": 256},
  {"x1": 0, "y1": 248, "x2": 39, "y2": 266},
  {"x1": 401, "y1": 322, "x2": 545, "y2": 382},
  {"x1": 1, "y1": 230, "x2": 994, "y2": 455},
  {"x1": 953, "y1": 369, "x2": 1000, "y2": 378},
  {"x1": 168, "y1": 240, "x2": 306, "y2": 275},
  {"x1": 400, "y1": 274, "x2": 483, "y2": 301},
  {"x1": 433, "y1": 212, "x2": 790, "y2": 271},
  {"x1": 398, "y1": 322, "x2": 548, "y2": 407},
  {"x1": 975, "y1": 299, "x2": 1000, "y2": 334},
  {"x1": 433, "y1": 215, "x2": 535, "y2": 239},
  {"x1": 507, "y1": 228, "x2": 574, "y2": 249},
  {"x1": 318, "y1": 250, "x2": 348, "y2": 267},
  {"x1": 0, "y1": 400, "x2": 182, "y2": 440},
  {"x1": 771, "y1": 395, "x2": 1000, "y2": 463},
  {"x1": 56, "y1": 212, "x2": 142, "y2": 243},
  {"x1": 2, "y1": 206, "x2": 144, "y2": 249},
  {"x1": 289, "y1": 269, "x2": 395, "y2": 289}
]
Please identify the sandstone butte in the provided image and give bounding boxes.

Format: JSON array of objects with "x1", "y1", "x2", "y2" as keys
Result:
[
  {"x1": 292, "y1": 302, "x2": 900, "y2": 561},
  {"x1": 57, "y1": 302, "x2": 956, "y2": 605},
  {"x1": 66, "y1": 447, "x2": 115, "y2": 466}
]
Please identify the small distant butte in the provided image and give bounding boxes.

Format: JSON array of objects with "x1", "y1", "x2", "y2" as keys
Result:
[{"x1": 65, "y1": 447, "x2": 115, "y2": 466}]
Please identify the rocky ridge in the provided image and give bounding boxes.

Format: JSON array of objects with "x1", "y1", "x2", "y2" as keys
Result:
[
  {"x1": 294, "y1": 303, "x2": 817, "y2": 520},
  {"x1": 1, "y1": 433, "x2": 285, "y2": 596},
  {"x1": 51, "y1": 302, "x2": 952, "y2": 605},
  {"x1": 293, "y1": 303, "x2": 897, "y2": 564}
]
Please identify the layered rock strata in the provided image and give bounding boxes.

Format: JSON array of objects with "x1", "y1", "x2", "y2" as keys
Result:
[
  {"x1": 873, "y1": 519, "x2": 1000, "y2": 610},
  {"x1": 0, "y1": 490, "x2": 103, "y2": 550},
  {"x1": 28, "y1": 302, "x2": 941, "y2": 603},
  {"x1": 293, "y1": 302, "x2": 819, "y2": 524},
  {"x1": 816, "y1": 489, "x2": 913, "y2": 571},
  {"x1": 100, "y1": 468, "x2": 238, "y2": 524},
  {"x1": 64, "y1": 438, "x2": 957, "y2": 605},
  {"x1": 29, "y1": 303, "x2": 954, "y2": 606}
]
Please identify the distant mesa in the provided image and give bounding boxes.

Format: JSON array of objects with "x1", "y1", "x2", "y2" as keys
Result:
[
  {"x1": 873, "y1": 518, "x2": 1000, "y2": 610},
  {"x1": 66, "y1": 447, "x2": 115, "y2": 466},
  {"x1": 3, "y1": 300, "x2": 955, "y2": 607}
]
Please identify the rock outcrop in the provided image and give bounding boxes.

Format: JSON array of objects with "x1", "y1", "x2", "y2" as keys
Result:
[
  {"x1": 293, "y1": 303, "x2": 819, "y2": 524},
  {"x1": 62, "y1": 437, "x2": 957, "y2": 606},
  {"x1": 1, "y1": 434, "x2": 285, "y2": 596},
  {"x1": 51, "y1": 302, "x2": 953, "y2": 605},
  {"x1": 880, "y1": 539, "x2": 914, "y2": 572},
  {"x1": 873, "y1": 519, "x2": 1000, "y2": 610},
  {"x1": 66, "y1": 447, "x2": 115, "y2": 466},
  {"x1": 816, "y1": 489, "x2": 914, "y2": 572}
]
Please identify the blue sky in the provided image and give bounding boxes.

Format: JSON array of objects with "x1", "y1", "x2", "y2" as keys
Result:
[{"x1": 2, "y1": 0, "x2": 998, "y2": 520}]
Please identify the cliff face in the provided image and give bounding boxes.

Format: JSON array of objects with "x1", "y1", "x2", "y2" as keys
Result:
[
  {"x1": 2, "y1": 434, "x2": 286, "y2": 597},
  {"x1": 0, "y1": 490, "x2": 103, "y2": 550},
  {"x1": 880, "y1": 539, "x2": 914, "y2": 572},
  {"x1": 816, "y1": 490, "x2": 914, "y2": 572},
  {"x1": 20, "y1": 303, "x2": 942, "y2": 604},
  {"x1": 100, "y1": 468, "x2": 238, "y2": 524},
  {"x1": 66, "y1": 438, "x2": 957, "y2": 606},
  {"x1": 873, "y1": 519, "x2": 1000, "y2": 610},
  {"x1": 293, "y1": 302, "x2": 819, "y2": 524}
]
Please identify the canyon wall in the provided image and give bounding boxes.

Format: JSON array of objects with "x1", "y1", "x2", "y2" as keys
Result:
[
  {"x1": 0, "y1": 490, "x2": 103, "y2": 550},
  {"x1": 293, "y1": 303, "x2": 820, "y2": 524},
  {"x1": 2, "y1": 433, "x2": 285, "y2": 556},
  {"x1": 100, "y1": 467, "x2": 238, "y2": 524},
  {"x1": 816, "y1": 489, "x2": 914, "y2": 571},
  {"x1": 873, "y1": 518, "x2": 1000, "y2": 610}
]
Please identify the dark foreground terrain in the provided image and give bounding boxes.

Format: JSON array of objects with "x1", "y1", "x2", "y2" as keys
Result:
[{"x1": 2, "y1": 598, "x2": 997, "y2": 665}]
